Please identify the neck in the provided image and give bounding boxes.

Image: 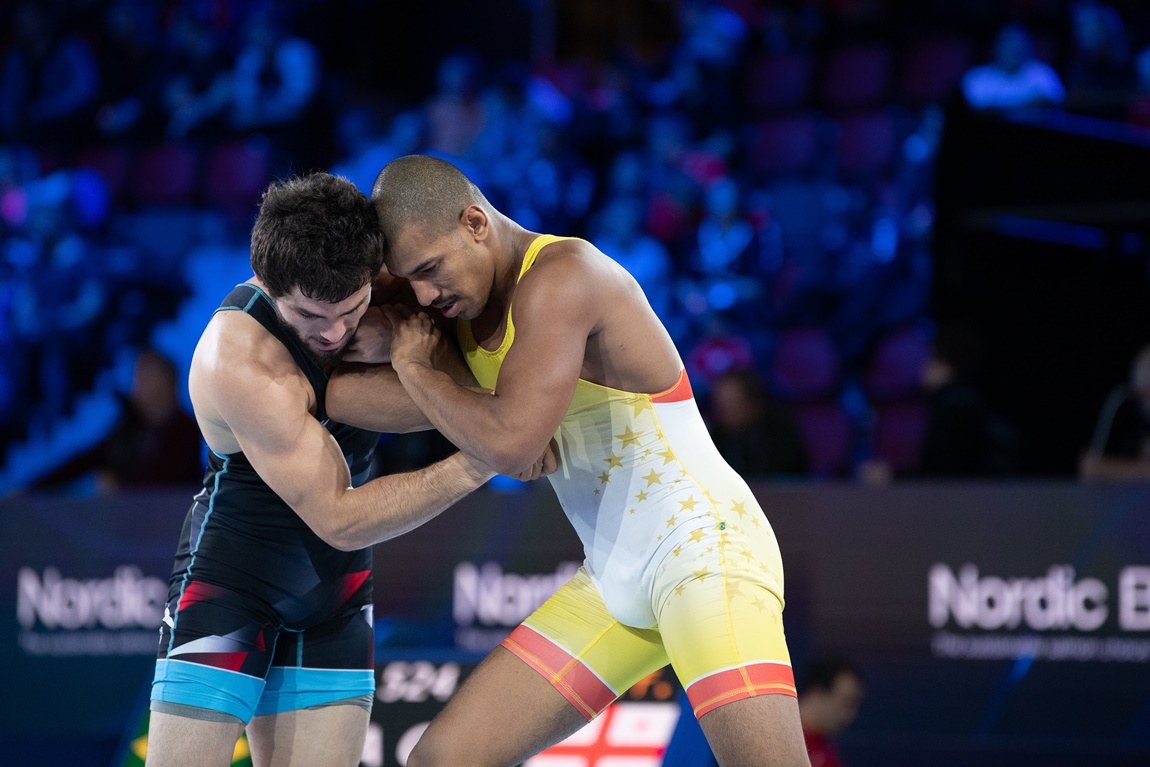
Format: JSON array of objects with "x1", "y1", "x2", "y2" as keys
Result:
[{"x1": 471, "y1": 223, "x2": 535, "y2": 335}]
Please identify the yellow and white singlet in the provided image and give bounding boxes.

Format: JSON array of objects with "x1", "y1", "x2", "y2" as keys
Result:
[{"x1": 459, "y1": 235, "x2": 796, "y2": 719}]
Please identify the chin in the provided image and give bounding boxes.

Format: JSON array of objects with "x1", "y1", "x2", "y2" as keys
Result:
[{"x1": 307, "y1": 341, "x2": 349, "y2": 368}]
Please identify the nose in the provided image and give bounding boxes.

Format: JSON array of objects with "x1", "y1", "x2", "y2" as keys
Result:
[
  {"x1": 319, "y1": 318, "x2": 353, "y2": 343},
  {"x1": 412, "y1": 281, "x2": 439, "y2": 307}
]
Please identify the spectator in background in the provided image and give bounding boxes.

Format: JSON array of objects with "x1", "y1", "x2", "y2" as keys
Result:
[
  {"x1": 679, "y1": 174, "x2": 771, "y2": 343},
  {"x1": 917, "y1": 324, "x2": 1017, "y2": 477},
  {"x1": 8, "y1": 171, "x2": 110, "y2": 439},
  {"x1": 228, "y1": 8, "x2": 323, "y2": 171},
  {"x1": 1064, "y1": 0, "x2": 1134, "y2": 118},
  {"x1": 159, "y1": 10, "x2": 233, "y2": 141},
  {"x1": 707, "y1": 367, "x2": 810, "y2": 478},
  {"x1": 330, "y1": 105, "x2": 427, "y2": 195},
  {"x1": 423, "y1": 50, "x2": 487, "y2": 158},
  {"x1": 798, "y1": 657, "x2": 865, "y2": 767},
  {"x1": 0, "y1": 1, "x2": 100, "y2": 144},
  {"x1": 1079, "y1": 344, "x2": 1150, "y2": 482},
  {"x1": 1125, "y1": 44, "x2": 1150, "y2": 129},
  {"x1": 960, "y1": 23, "x2": 1065, "y2": 110},
  {"x1": 33, "y1": 348, "x2": 203, "y2": 494},
  {"x1": 587, "y1": 195, "x2": 677, "y2": 331},
  {"x1": 93, "y1": 0, "x2": 165, "y2": 141}
]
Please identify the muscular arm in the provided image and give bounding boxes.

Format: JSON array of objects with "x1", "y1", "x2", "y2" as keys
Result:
[
  {"x1": 328, "y1": 308, "x2": 483, "y2": 431},
  {"x1": 389, "y1": 254, "x2": 598, "y2": 475},
  {"x1": 326, "y1": 361, "x2": 432, "y2": 433},
  {"x1": 199, "y1": 320, "x2": 495, "y2": 552}
]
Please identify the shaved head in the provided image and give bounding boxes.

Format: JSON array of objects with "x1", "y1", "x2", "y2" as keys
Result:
[{"x1": 371, "y1": 155, "x2": 491, "y2": 248}]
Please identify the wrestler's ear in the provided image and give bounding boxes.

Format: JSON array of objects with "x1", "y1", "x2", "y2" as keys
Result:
[{"x1": 461, "y1": 204, "x2": 489, "y2": 241}]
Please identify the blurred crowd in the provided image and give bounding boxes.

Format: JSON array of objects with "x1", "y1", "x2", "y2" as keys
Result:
[{"x1": 3, "y1": 0, "x2": 1150, "y2": 489}]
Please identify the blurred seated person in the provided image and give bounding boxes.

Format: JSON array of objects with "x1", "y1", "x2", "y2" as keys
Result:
[
  {"x1": 93, "y1": 0, "x2": 165, "y2": 141},
  {"x1": 681, "y1": 175, "x2": 767, "y2": 318},
  {"x1": 799, "y1": 657, "x2": 865, "y2": 767},
  {"x1": 1064, "y1": 0, "x2": 1134, "y2": 119},
  {"x1": 863, "y1": 324, "x2": 1018, "y2": 484},
  {"x1": 228, "y1": 8, "x2": 322, "y2": 172},
  {"x1": 961, "y1": 23, "x2": 1065, "y2": 110},
  {"x1": 160, "y1": 11, "x2": 233, "y2": 141},
  {"x1": 707, "y1": 367, "x2": 809, "y2": 478},
  {"x1": 0, "y1": 1, "x2": 100, "y2": 143},
  {"x1": 1126, "y1": 44, "x2": 1150, "y2": 129},
  {"x1": 587, "y1": 195, "x2": 677, "y2": 332},
  {"x1": 1080, "y1": 344, "x2": 1150, "y2": 482},
  {"x1": 916, "y1": 324, "x2": 1018, "y2": 477},
  {"x1": 34, "y1": 348, "x2": 202, "y2": 494}
]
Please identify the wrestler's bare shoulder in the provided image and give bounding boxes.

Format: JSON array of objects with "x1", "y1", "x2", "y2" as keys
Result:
[
  {"x1": 193, "y1": 310, "x2": 299, "y2": 380},
  {"x1": 190, "y1": 310, "x2": 314, "y2": 444},
  {"x1": 530, "y1": 237, "x2": 636, "y2": 290}
]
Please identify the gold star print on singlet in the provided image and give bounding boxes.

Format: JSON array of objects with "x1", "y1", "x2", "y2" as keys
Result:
[
  {"x1": 616, "y1": 426, "x2": 642, "y2": 448},
  {"x1": 606, "y1": 452, "x2": 624, "y2": 469},
  {"x1": 642, "y1": 469, "x2": 664, "y2": 487},
  {"x1": 678, "y1": 496, "x2": 698, "y2": 512}
]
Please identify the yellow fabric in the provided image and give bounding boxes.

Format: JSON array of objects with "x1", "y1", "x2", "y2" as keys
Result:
[{"x1": 463, "y1": 235, "x2": 793, "y2": 713}]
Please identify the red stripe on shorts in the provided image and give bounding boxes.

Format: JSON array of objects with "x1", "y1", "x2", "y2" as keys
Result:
[
  {"x1": 501, "y1": 625, "x2": 617, "y2": 721},
  {"x1": 687, "y1": 661, "x2": 797, "y2": 718}
]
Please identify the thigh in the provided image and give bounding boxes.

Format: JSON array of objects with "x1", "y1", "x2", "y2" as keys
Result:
[
  {"x1": 409, "y1": 645, "x2": 586, "y2": 767},
  {"x1": 697, "y1": 694, "x2": 808, "y2": 767},
  {"x1": 657, "y1": 551, "x2": 796, "y2": 719},
  {"x1": 144, "y1": 710, "x2": 245, "y2": 767},
  {"x1": 509, "y1": 566, "x2": 670, "y2": 717},
  {"x1": 248, "y1": 704, "x2": 370, "y2": 767},
  {"x1": 411, "y1": 568, "x2": 670, "y2": 766}
]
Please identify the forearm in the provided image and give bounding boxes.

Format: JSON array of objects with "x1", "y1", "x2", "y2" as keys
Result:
[
  {"x1": 395, "y1": 360, "x2": 532, "y2": 474},
  {"x1": 326, "y1": 451, "x2": 494, "y2": 550},
  {"x1": 327, "y1": 363, "x2": 433, "y2": 433}
]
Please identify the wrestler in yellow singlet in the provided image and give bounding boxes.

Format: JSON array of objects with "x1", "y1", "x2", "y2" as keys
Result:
[{"x1": 458, "y1": 235, "x2": 796, "y2": 720}]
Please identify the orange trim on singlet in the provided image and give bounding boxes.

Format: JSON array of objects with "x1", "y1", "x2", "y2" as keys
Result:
[
  {"x1": 650, "y1": 369, "x2": 693, "y2": 403},
  {"x1": 686, "y1": 661, "x2": 797, "y2": 718},
  {"x1": 502, "y1": 625, "x2": 616, "y2": 721}
]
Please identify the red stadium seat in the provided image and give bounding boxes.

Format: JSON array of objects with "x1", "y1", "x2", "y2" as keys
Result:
[
  {"x1": 870, "y1": 400, "x2": 929, "y2": 472},
  {"x1": 865, "y1": 324, "x2": 931, "y2": 400},
  {"x1": 770, "y1": 326, "x2": 841, "y2": 401}
]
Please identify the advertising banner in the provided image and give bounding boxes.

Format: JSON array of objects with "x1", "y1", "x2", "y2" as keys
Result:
[{"x1": 3, "y1": 482, "x2": 1149, "y2": 765}]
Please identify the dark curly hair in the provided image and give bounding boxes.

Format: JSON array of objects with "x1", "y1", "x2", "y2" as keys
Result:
[{"x1": 250, "y1": 173, "x2": 384, "y2": 302}]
